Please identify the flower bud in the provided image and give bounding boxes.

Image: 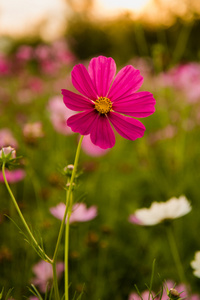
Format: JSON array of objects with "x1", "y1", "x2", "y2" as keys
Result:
[
  {"x1": 168, "y1": 288, "x2": 181, "y2": 299},
  {"x1": 0, "y1": 146, "x2": 21, "y2": 169},
  {"x1": 63, "y1": 164, "x2": 74, "y2": 177},
  {"x1": 66, "y1": 182, "x2": 75, "y2": 191},
  {"x1": 0, "y1": 146, "x2": 16, "y2": 159}
]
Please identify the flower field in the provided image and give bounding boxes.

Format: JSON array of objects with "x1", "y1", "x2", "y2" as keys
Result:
[{"x1": 1, "y1": 34, "x2": 200, "y2": 300}]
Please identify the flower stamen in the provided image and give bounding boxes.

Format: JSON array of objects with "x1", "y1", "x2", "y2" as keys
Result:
[{"x1": 95, "y1": 97, "x2": 112, "y2": 114}]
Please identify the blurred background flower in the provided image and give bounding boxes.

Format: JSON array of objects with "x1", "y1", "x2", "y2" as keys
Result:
[
  {"x1": 129, "y1": 196, "x2": 191, "y2": 226},
  {"x1": 31, "y1": 260, "x2": 64, "y2": 293},
  {"x1": 191, "y1": 251, "x2": 200, "y2": 278},
  {"x1": 50, "y1": 202, "x2": 97, "y2": 223},
  {"x1": 0, "y1": 169, "x2": 25, "y2": 183}
]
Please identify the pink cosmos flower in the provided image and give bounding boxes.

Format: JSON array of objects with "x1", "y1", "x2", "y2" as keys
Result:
[
  {"x1": 61, "y1": 56, "x2": 156, "y2": 149},
  {"x1": 50, "y1": 202, "x2": 97, "y2": 223},
  {"x1": 51, "y1": 39, "x2": 76, "y2": 65},
  {"x1": 48, "y1": 96, "x2": 74, "y2": 135},
  {"x1": 27, "y1": 77, "x2": 43, "y2": 93},
  {"x1": 128, "y1": 290, "x2": 150, "y2": 300},
  {"x1": 15, "y1": 45, "x2": 33, "y2": 61},
  {"x1": 0, "y1": 54, "x2": 10, "y2": 75},
  {"x1": 32, "y1": 260, "x2": 64, "y2": 293},
  {"x1": 82, "y1": 135, "x2": 109, "y2": 157},
  {"x1": 161, "y1": 62, "x2": 200, "y2": 103},
  {"x1": 0, "y1": 169, "x2": 26, "y2": 183}
]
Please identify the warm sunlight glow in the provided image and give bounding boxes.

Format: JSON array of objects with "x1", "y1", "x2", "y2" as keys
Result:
[{"x1": 95, "y1": 0, "x2": 150, "y2": 17}]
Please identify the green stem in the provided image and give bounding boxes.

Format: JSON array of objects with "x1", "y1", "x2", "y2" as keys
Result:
[
  {"x1": 52, "y1": 262, "x2": 60, "y2": 300},
  {"x1": 65, "y1": 191, "x2": 73, "y2": 300},
  {"x1": 52, "y1": 136, "x2": 83, "y2": 262},
  {"x1": 2, "y1": 162, "x2": 52, "y2": 264},
  {"x1": 52, "y1": 135, "x2": 83, "y2": 299},
  {"x1": 166, "y1": 225, "x2": 187, "y2": 283}
]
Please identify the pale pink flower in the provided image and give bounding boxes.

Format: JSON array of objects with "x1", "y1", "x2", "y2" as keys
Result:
[
  {"x1": 161, "y1": 63, "x2": 200, "y2": 103},
  {"x1": 48, "y1": 96, "x2": 74, "y2": 135},
  {"x1": 34, "y1": 44, "x2": 50, "y2": 60},
  {"x1": 82, "y1": 135, "x2": 109, "y2": 157},
  {"x1": 0, "y1": 169, "x2": 25, "y2": 183},
  {"x1": 51, "y1": 39, "x2": 76, "y2": 64},
  {"x1": 129, "y1": 290, "x2": 152, "y2": 300},
  {"x1": 50, "y1": 202, "x2": 97, "y2": 223},
  {"x1": 15, "y1": 45, "x2": 33, "y2": 61},
  {"x1": 27, "y1": 77, "x2": 43, "y2": 93},
  {"x1": 40, "y1": 60, "x2": 60, "y2": 74},
  {"x1": 32, "y1": 260, "x2": 64, "y2": 293},
  {"x1": 0, "y1": 128, "x2": 18, "y2": 148}
]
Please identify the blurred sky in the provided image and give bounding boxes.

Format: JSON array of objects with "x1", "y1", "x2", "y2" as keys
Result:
[
  {"x1": 0, "y1": 0, "x2": 199, "y2": 41},
  {"x1": 0, "y1": 0, "x2": 68, "y2": 40},
  {"x1": 0, "y1": 0, "x2": 150, "y2": 41}
]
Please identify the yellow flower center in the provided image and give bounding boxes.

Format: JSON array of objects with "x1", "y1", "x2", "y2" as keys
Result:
[{"x1": 95, "y1": 97, "x2": 112, "y2": 114}]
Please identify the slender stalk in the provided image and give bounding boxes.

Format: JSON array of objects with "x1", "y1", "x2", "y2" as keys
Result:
[
  {"x1": 2, "y1": 162, "x2": 52, "y2": 264},
  {"x1": 52, "y1": 262, "x2": 60, "y2": 300},
  {"x1": 52, "y1": 135, "x2": 84, "y2": 262},
  {"x1": 166, "y1": 225, "x2": 187, "y2": 284},
  {"x1": 52, "y1": 135, "x2": 83, "y2": 300},
  {"x1": 65, "y1": 191, "x2": 73, "y2": 300}
]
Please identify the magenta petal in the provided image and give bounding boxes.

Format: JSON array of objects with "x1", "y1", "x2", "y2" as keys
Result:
[
  {"x1": 112, "y1": 91, "x2": 156, "y2": 117},
  {"x1": 88, "y1": 56, "x2": 116, "y2": 97},
  {"x1": 108, "y1": 65, "x2": 143, "y2": 102},
  {"x1": 61, "y1": 89, "x2": 94, "y2": 111},
  {"x1": 108, "y1": 112, "x2": 145, "y2": 141},
  {"x1": 71, "y1": 64, "x2": 98, "y2": 100},
  {"x1": 90, "y1": 115, "x2": 115, "y2": 149},
  {"x1": 67, "y1": 110, "x2": 97, "y2": 135}
]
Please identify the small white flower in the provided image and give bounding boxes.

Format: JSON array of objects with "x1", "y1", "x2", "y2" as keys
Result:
[
  {"x1": 191, "y1": 251, "x2": 200, "y2": 278},
  {"x1": 129, "y1": 195, "x2": 191, "y2": 226}
]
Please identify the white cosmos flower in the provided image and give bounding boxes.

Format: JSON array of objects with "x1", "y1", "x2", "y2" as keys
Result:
[
  {"x1": 191, "y1": 251, "x2": 200, "y2": 278},
  {"x1": 129, "y1": 195, "x2": 191, "y2": 226}
]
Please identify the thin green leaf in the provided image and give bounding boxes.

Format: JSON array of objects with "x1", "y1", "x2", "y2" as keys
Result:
[
  {"x1": 0, "y1": 287, "x2": 4, "y2": 299},
  {"x1": 5, "y1": 288, "x2": 14, "y2": 300},
  {"x1": 27, "y1": 284, "x2": 43, "y2": 300},
  {"x1": 72, "y1": 291, "x2": 77, "y2": 300},
  {"x1": 134, "y1": 285, "x2": 143, "y2": 300},
  {"x1": 61, "y1": 293, "x2": 65, "y2": 300},
  {"x1": 148, "y1": 259, "x2": 156, "y2": 300},
  {"x1": 48, "y1": 283, "x2": 54, "y2": 300}
]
